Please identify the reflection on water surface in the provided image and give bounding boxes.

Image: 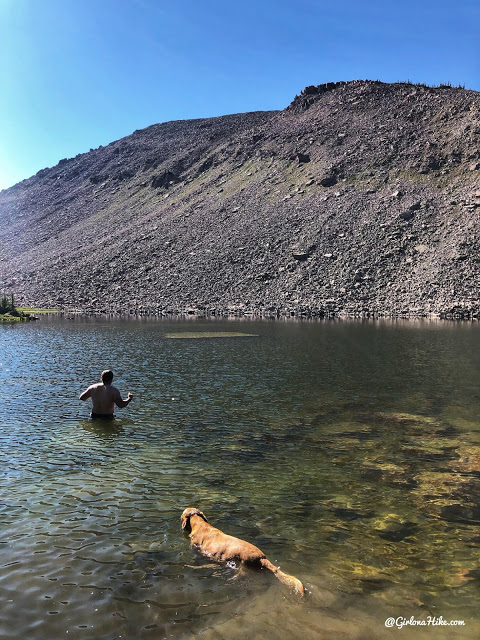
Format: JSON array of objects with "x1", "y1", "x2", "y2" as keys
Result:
[{"x1": 1, "y1": 317, "x2": 480, "y2": 639}]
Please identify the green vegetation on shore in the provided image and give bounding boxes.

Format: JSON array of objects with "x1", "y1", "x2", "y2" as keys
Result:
[
  {"x1": 0, "y1": 294, "x2": 44, "y2": 323},
  {"x1": 17, "y1": 307, "x2": 60, "y2": 314}
]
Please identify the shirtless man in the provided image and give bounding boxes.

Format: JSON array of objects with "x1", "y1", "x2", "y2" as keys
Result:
[{"x1": 80, "y1": 370, "x2": 133, "y2": 419}]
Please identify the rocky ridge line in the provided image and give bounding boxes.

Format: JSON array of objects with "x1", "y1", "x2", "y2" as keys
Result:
[{"x1": 1, "y1": 80, "x2": 479, "y2": 318}]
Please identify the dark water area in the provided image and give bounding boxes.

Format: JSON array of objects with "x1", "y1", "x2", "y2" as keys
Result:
[{"x1": 1, "y1": 316, "x2": 480, "y2": 639}]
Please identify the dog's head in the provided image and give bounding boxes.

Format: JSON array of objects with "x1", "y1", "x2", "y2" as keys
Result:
[{"x1": 181, "y1": 508, "x2": 208, "y2": 532}]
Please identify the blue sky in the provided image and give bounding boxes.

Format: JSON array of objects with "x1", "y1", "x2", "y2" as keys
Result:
[{"x1": 1, "y1": 0, "x2": 478, "y2": 190}]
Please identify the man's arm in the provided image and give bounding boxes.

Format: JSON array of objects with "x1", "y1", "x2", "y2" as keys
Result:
[
  {"x1": 79, "y1": 387, "x2": 92, "y2": 401},
  {"x1": 113, "y1": 388, "x2": 133, "y2": 409}
]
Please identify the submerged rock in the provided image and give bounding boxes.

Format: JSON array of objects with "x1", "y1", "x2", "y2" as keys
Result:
[
  {"x1": 164, "y1": 331, "x2": 258, "y2": 339},
  {"x1": 372, "y1": 514, "x2": 418, "y2": 542},
  {"x1": 448, "y1": 445, "x2": 480, "y2": 474},
  {"x1": 360, "y1": 458, "x2": 415, "y2": 487},
  {"x1": 323, "y1": 497, "x2": 376, "y2": 521},
  {"x1": 412, "y1": 470, "x2": 480, "y2": 524},
  {"x1": 373, "y1": 412, "x2": 440, "y2": 428},
  {"x1": 400, "y1": 441, "x2": 457, "y2": 463},
  {"x1": 334, "y1": 560, "x2": 393, "y2": 593},
  {"x1": 440, "y1": 503, "x2": 480, "y2": 525}
]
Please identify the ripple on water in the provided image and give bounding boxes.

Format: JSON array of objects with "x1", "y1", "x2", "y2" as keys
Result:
[{"x1": 2, "y1": 318, "x2": 480, "y2": 638}]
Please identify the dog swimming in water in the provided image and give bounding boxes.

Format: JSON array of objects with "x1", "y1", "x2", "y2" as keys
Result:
[{"x1": 181, "y1": 507, "x2": 304, "y2": 595}]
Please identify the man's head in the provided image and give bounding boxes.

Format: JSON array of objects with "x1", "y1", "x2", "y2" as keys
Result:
[{"x1": 101, "y1": 370, "x2": 114, "y2": 385}]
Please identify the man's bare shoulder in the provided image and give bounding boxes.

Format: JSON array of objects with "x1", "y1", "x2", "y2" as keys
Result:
[{"x1": 108, "y1": 385, "x2": 122, "y2": 396}]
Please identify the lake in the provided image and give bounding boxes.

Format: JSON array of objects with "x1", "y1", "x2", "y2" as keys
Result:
[{"x1": 1, "y1": 316, "x2": 480, "y2": 639}]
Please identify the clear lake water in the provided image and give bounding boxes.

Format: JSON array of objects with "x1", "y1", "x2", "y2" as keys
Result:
[{"x1": 1, "y1": 316, "x2": 480, "y2": 639}]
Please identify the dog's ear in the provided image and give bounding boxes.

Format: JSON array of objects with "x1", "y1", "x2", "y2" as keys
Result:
[{"x1": 181, "y1": 511, "x2": 191, "y2": 530}]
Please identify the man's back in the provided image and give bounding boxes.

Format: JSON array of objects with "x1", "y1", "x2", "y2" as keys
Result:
[
  {"x1": 80, "y1": 370, "x2": 133, "y2": 417},
  {"x1": 89, "y1": 383, "x2": 120, "y2": 414}
]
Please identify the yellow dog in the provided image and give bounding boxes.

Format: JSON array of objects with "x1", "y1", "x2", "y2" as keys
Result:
[{"x1": 181, "y1": 508, "x2": 304, "y2": 595}]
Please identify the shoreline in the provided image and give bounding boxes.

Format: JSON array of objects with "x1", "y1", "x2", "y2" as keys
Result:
[{"x1": 29, "y1": 306, "x2": 480, "y2": 322}]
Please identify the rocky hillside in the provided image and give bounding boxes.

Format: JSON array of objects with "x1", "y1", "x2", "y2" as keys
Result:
[{"x1": 1, "y1": 80, "x2": 479, "y2": 318}]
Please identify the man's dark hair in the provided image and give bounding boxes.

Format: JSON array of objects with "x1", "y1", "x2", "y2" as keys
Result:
[{"x1": 101, "y1": 370, "x2": 114, "y2": 384}]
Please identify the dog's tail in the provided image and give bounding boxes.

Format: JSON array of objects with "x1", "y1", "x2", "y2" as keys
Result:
[{"x1": 260, "y1": 557, "x2": 305, "y2": 595}]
